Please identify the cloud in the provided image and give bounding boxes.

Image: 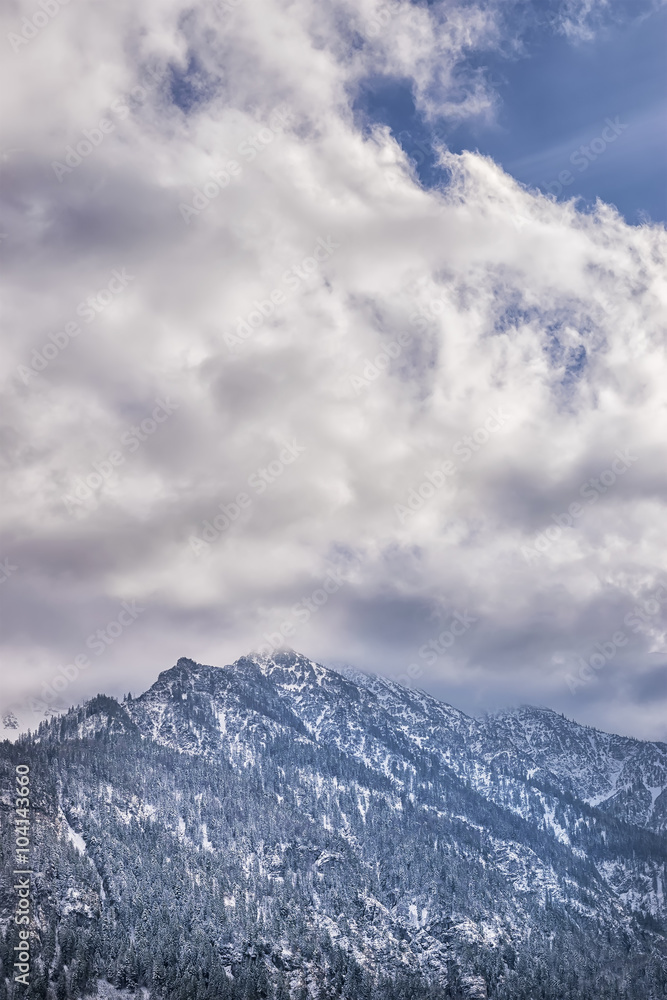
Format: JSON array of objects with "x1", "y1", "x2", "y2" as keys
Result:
[{"x1": 1, "y1": 0, "x2": 666, "y2": 741}]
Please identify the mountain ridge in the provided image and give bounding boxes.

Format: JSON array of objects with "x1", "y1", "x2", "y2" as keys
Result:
[
  {"x1": 2, "y1": 648, "x2": 665, "y2": 998},
  {"x1": 120, "y1": 649, "x2": 667, "y2": 834}
]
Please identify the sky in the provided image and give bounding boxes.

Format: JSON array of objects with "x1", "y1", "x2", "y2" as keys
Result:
[
  {"x1": 357, "y1": 0, "x2": 666, "y2": 223},
  {"x1": 1, "y1": 0, "x2": 666, "y2": 742}
]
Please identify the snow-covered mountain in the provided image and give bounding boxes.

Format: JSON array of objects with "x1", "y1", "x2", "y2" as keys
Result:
[
  {"x1": 128, "y1": 651, "x2": 667, "y2": 835},
  {"x1": 476, "y1": 705, "x2": 667, "y2": 833},
  {"x1": 1, "y1": 649, "x2": 665, "y2": 999}
]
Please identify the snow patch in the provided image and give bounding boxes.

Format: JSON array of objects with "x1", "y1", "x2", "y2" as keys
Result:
[{"x1": 65, "y1": 821, "x2": 85, "y2": 854}]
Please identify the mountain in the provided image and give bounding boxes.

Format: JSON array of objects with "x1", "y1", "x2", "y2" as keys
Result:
[{"x1": 0, "y1": 649, "x2": 665, "y2": 999}]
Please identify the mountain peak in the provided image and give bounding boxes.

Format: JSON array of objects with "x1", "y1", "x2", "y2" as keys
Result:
[
  {"x1": 175, "y1": 655, "x2": 199, "y2": 669},
  {"x1": 241, "y1": 648, "x2": 336, "y2": 688},
  {"x1": 116, "y1": 651, "x2": 667, "y2": 837},
  {"x1": 245, "y1": 646, "x2": 300, "y2": 665}
]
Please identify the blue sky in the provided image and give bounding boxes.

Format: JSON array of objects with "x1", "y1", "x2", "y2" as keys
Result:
[{"x1": 356, "y1": 2, "x2": 666, "y2": 224}]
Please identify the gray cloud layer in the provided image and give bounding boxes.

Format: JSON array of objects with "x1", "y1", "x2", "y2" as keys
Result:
[{"x1": 1, "y1": 0, "x2": 666, "y2": 740}]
